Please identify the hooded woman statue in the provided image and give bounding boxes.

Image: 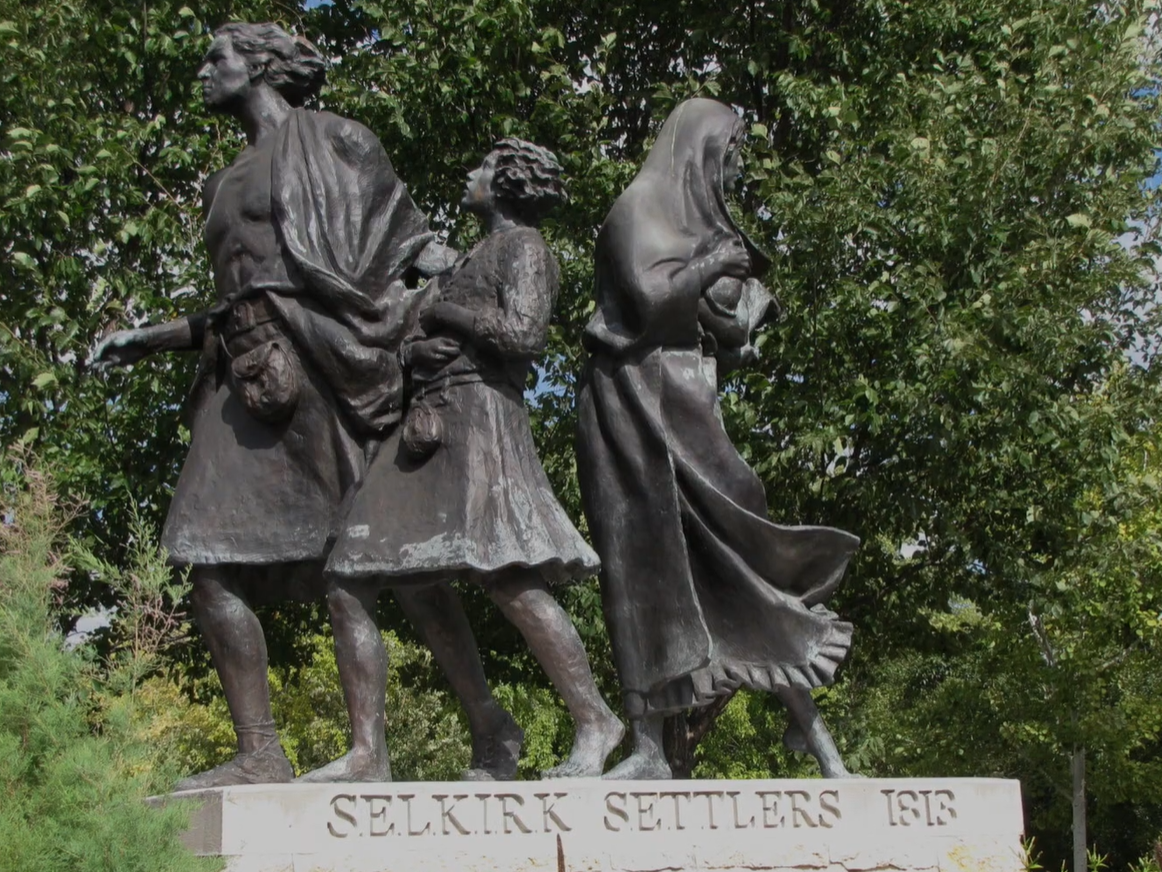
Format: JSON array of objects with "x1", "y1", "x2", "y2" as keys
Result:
[{"x1": 576, "y1": 97, "x2": 860, "y2": 779}]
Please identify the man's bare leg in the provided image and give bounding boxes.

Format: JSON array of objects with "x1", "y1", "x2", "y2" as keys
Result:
[{"x1": 175, "y1": 565, "x2": 293, "y2": 791}]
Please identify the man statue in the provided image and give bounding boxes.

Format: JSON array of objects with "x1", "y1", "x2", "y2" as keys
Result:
[{"x1": 93, "y1": 22, "x2": 520, "y2": 788}]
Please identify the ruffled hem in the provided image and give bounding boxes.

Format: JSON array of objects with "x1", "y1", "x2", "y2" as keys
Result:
[
  {"x1": 324, "y1": 554, "x2": 600, "y2": 587},
  {"x1": 625, "y1": 612, "x2": 853, "y2": 717}
]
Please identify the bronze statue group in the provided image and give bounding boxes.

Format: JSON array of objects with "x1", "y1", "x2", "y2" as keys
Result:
[{"x1": 92, "y1": 22, "x2": 860, "y2": 790}]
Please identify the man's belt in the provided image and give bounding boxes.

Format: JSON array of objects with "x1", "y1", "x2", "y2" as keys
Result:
[{"x1": 220, "y1": 295, "x2": 281, "y2": 341}]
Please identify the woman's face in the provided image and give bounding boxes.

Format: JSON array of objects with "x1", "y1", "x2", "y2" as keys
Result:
[
  {"x1": 198, "y1": 36, "x2": 253, "y2": 110},
  {"x1": 722, "y1": 143, "x2": 743, "y2": 192},
  {"x1": 461, "y1": 152, "x2": 498, "y2": 214}
]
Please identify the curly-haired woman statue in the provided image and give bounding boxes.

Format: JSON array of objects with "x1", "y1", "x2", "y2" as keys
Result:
[
  {"x1": 92, "y1": 22, "x2": 521, "y2": 788},
  {"x1": 576, "y1": 98, "x2": 860, "y2": 780},
  {"x1": 326, "y1": 139, "x2": 625, "y2": 778}
]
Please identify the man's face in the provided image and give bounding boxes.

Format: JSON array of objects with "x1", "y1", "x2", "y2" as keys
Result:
[
  {"x1": 198, "y1": 36, "x2": 253, "y2": 110},
  {"x1": 461, "y1": 152, "x2": 498, "y2": 214}
]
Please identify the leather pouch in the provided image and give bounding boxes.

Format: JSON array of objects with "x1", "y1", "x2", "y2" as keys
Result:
[
  {"x1": 229, "y1": 339, "x2": 300, "y2": 424},
  {"x1": 400, "y1": 401, "x2": 443, "y2": 461}
]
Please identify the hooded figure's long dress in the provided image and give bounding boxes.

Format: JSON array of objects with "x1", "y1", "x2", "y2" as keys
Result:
[{"x1": 576, "y1": 99, "x2": 859, "y2": 718}]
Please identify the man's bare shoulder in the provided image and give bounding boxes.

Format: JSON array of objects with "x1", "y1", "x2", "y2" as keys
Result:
[{"x1": 202, "y1": 166, "x2": 231, "y2": 215}]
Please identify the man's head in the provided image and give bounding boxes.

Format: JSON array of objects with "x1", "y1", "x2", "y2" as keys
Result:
[{"x1": 198, "y1": 22, "x2": 325, "y2": 111}]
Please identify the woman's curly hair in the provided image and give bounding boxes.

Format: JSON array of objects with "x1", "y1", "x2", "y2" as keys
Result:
[
  {"x1": 490, "y1": 138, "x2": 565, "y2": 222},
  {"x1": 214, "y1": 22, "x2": 326, "y2": 107}
]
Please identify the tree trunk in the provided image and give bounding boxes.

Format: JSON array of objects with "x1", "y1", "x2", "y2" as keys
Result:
[
  {"x1": 664, "y1": 712, "x2": 694, "y2": 779},
  {"x1": 1072, "y1": 745, "x2": 1087, "y2": 872},
  {"x1": 663, "y1": 691, "x2": 739, "y2": 779}
]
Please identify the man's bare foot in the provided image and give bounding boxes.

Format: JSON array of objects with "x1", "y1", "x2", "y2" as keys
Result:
[
  {"x1": 543, "y1": 714, "x2": 625, "y2": 779},
  {"x1": 174, "y1": 745, "x2": 293, "y2": 792},
  {"x1": 296, "y1": 748, "x2": 391, "y2": 784},
  {"x1": 462, "y1": 711, "x2": 524, "y2": 781}
]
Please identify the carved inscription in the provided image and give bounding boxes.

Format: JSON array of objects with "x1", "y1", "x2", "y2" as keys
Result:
[
  {"x1": 881, "y1": 789, "x2": 957, "y2": 827},
  {"x1": 327, "y1": 791, "x2": 573, "y2": 838},
  {"x1": 326, "y1": 785, "x2": 975, "y2": 839},
  {"x1": 603, "y1": 789, "x2": 841, "y2": 832}
]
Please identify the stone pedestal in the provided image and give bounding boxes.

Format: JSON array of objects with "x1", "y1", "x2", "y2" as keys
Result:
[{"x1": 166, "y1": 777, "x2": 1023, "y2": 872}]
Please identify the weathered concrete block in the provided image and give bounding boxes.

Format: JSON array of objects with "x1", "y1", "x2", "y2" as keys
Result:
[{"x1": 160, "y1": 777, "x2": 1023, "y2": 872}]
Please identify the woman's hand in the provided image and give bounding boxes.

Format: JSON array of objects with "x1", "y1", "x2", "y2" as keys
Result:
[
  {"x1": 694, "y1": 238, "x2": 751, "y2": 292},
  {"x1": 715, "y1": 238, "x2": 752, "y2": 280},
  {"x1": 406, "y1": 335, "x2": 461, "y2": 369}
]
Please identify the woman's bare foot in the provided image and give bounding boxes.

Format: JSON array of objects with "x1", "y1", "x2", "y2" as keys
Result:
[
  {"x1": 776, "y1": 685, "x2": 853, "y2": 779},
  {"x1": 602, "y1": 712, "x2": 670, "y2": 780},
  {"x1": 602, "y1": 748, "x2": 672, "y2": 780},
  {"x1": 815, "y1": 753, "x2": 851, "y2": 778},
  {"x1": 543, "y1": 714, "x2": 625, "y2": 778}
]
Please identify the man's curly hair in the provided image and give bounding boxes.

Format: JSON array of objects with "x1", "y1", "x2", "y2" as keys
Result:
[
  {"x1": 490, "y1": 138, "x2": 565, "y2": 222},
  {"x1": 214, "y1": 22, "x2": 326, "y2": 107}
]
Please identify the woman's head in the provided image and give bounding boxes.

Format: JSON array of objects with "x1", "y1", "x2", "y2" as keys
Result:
[
  {"x1": 598, "y1": 98, "x2": 768, "y2": 280},
  {"x1": 643, "y1": 98, "x2": 746, "y2": 199},
  {"x1": 462, "y1": 138, "x2": 565, "y2": 224},
  {"x1": 199, "y1": 22, "x2": 326, "y2": 109}
]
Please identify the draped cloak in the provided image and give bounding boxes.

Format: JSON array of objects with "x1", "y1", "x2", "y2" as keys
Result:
[
  {"x1": 162, "y1": 109, "x2": 433, "y2": 568},
  {"x1": 575, "y1": 98, "x2": 859, "y2": 717},
  {"x1": 267, "y1": 108, "x2": 434, "y2": 436}
]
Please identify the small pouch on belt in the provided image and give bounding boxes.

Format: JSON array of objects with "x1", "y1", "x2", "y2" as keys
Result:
[
  {"x1": 229, "y1": 339, "x2": 300, "y2": 424},
  {"x1": 400, "y1": 400, "x2": 443, "y2": 461}
]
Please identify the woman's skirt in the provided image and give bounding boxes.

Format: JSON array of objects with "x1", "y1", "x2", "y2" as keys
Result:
[
  {"x1": 327, "y1": 379, "x2": 599, "y2": 586},
  {"x1": 577, "y1": 347, "x2": 858, "y2": 717}
]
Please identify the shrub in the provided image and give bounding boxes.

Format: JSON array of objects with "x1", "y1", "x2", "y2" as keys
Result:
[{"x1": 0, "y1": 453, "x2": 217, "y2": 872}]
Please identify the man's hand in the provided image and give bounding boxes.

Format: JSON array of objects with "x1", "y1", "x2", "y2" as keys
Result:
[{"x1": 90, "y1": 328, "x2": 152, "y2": 371}]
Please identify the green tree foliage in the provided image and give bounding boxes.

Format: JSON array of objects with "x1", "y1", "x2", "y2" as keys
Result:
[
  {"x1": 0, "y1": 0, "x2": 291, "y2": 618},
  {"x1": 2, "y1": 0, "x2": 1161, "y2": 867},
  {"x1": 0, "y1": 452, "x2": 217, "y2": 872},
  {"x1": 843, "y1": 395, "x2": 1162, "y2": 864}
]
